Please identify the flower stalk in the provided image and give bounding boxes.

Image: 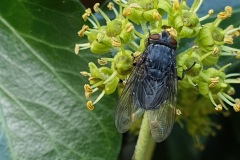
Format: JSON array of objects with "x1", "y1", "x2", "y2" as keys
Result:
[{"x1": 133, "y1": 113, "x2": 154, "y2": 160}]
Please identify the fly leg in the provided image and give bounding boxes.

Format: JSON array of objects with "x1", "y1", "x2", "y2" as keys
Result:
[{"x1": 178, "y1": 62, "x2": 196, "y2": 80}]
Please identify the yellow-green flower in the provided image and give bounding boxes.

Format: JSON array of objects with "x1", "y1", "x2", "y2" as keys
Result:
[{"x1": 75, "y1": 0, "x2": 240, "y2": 149}]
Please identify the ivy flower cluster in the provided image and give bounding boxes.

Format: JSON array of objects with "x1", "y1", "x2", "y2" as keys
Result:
[{"x1": 75, "y1": 0, "x2": 240, "y2": 147}]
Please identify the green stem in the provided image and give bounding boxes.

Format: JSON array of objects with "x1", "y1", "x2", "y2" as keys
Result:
[
  {"x1": 189, "y1": 0, "x2": 203, "y2": 13},
  {"x1": 127, "y1": 41, "x2": 139, "y2": 51},
  {"x1": 133, "y1": 113, "x2": 155, "y2": 160},
  {"x1": 144, "y1": 138, "x2": 156, "y2": 160}
]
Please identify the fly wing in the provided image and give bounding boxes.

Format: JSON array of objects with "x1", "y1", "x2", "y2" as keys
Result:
[
  {"x1": 146, "y1": 66, "x2": 177, "y2": 142},
  {"x1": 115, "y1": 51, "x2": 148, "y2": 133},
  {"x1": 137, "y1": 73, "x2": 170, "y2": 109}
]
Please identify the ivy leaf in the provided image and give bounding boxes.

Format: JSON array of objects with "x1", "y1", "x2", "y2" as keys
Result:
[{"x1": 0, "y1": 0, "x2": 121, "y2": 160}]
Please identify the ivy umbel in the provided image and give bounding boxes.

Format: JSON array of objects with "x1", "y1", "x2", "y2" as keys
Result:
[{"x1": 75, "y1": 0, "x2": 240, "y2": 151}]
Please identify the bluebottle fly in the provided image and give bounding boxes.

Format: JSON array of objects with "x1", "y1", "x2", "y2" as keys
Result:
[{"x1": 115, "y1": 30, "x2": 178, "y2": 142}]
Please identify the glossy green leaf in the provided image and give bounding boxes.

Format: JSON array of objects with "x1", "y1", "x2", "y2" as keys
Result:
[{"x1": 0, "y1": 0, "x2": 121, "y2": 159}]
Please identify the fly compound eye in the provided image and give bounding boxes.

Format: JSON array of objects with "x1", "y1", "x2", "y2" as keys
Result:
[
  {"x1": 149, "y1": 34, "x2": 161, "y2": 41},
  {"x1": 169, "y1": 37, "x2": 177, "y2": 46}
]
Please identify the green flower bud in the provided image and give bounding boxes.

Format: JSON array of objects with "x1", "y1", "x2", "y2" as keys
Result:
[
  {"x1": 86, "y1": 31, "x2": 97, "y2": 43},
  {"x1": 105, "y1": 78, "x2": 118, "y2": 94},
  {"x1": 195, "y1": 24, "x2": 214, "y2": 46},
  {"x1": 123, "y1": 6, "x2": 145, "y2": 24},
  {"x1": 197, "y1": 80, "x2": 209, "y2": 97},
  {"x1": 168, "y1": 9, "x2": 200, "y2": 38},
  {"x1": 200, "y1": 45, "x2": 221, "y2": 66},
  {"x1": 185, "y1": 57, "x2": 202, "y2": 77},
  {"x1": 198, "y1": 68, "x2": 227, "y2": 97},
  {"x1": 158, "y1": 0, "x2": 173, "y2": 15},
  {"x1": 88, "y1": 63, "x2": 119, "y2": 94},
  {"x1": 97, "y1": 33, "x2": 112, "y2": 45},
  {"x1": 195, "y1": 23, "x2": 225, "y2": 47},
  {"x1": 174, "y1": 11, "x2": 200, "y2": 38},
  {"x1": 143, "y1": 9, "x2": 161, "y2": 22},
  {"x1": 99, "y1": 67, "x2": 119, "y2": 94},
  {"x1": 86, "y1": 27, "x2": 107, "y2": 43},
  {"x1": 173, "y1": 14, "x2": 184, "y2": 29},
  {"x1": 89, "y1": 62, "x2": 104, "y2": 79},
  {"x1": 119, "y1": 23, "x2": 135, "y2": 44},
  {"x1": 201, "y1": 55, "x2": 219, "y2": 66},
  {"x1": 106, "y1": 19, "x2": 122, "y2": 37},
  {"x1": 182, "y1": 11, "x2": 199, "y2": 28},
  {"x1": 113, "y1": 50, "x2": 133, "y2": 79},
  {"x1": 177, "y1": 48, "x2": 202, "y2": 77},
  {"x1": 90, "y1": 40, "x2": 111, "y2": 54},
  {"x1": 89, "y1": 78, "x2": 101, "y2": 86},
  {"x1": 212, "y1": 27, "x2": 225, "y2": 43},
  {"x1": 194, "y1": 24, "x2": 226, "y2": 66},
  {"x1": 178, "y1": 26, "x2": 194, "y2": 38}
]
